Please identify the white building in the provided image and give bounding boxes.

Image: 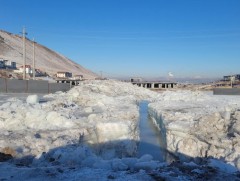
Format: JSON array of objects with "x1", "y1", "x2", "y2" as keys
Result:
[
  {"x1": 19, "y1": 65, "x2": 32, "y2": 74},
  {"x1": 56, "y1": 72, "x2": 72, "y2": 78},
  {"x1": 224, "y1": 74, "x2": 240, "y2": 81},
  {"x1": 74, "y1": 74, "x2": 83, "y2": 80}
]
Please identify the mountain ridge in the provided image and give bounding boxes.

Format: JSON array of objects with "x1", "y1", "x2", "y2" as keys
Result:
[{"x1": 0, "y1": 29, "x2": 97, "y2": 79}]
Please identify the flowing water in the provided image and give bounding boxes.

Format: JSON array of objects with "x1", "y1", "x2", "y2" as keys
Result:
[{"x1": 137, "y1": 101, "x2": 175, "y2": 162}]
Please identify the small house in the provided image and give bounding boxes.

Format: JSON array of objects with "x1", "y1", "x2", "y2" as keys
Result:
[
  {"x1": 4, "y1": 60, "x2": 16, "y2": 69},
  {"x1": 0, "y1": 59, "x2": 16, "y2": 69},
  {"x1": 56, "y1": 72, "x2": 72, "y2": 78},
  {"x1": 130, "y1": 77, "x2": 143, "y2": 82},
  {"x1": 74, "y1": 74, "x2": 83, "y2": 80},
  {"x1": 223, "y1": 75, "x2": 240, "y2": 81},
  {"x1": 19, "y1": 65, "x2": 32, "y2": 74}
]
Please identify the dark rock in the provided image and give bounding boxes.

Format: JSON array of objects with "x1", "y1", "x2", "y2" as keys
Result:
[
  {"x1": 57, "y1": 168, "x2": 64, "y2": 173},
  {"x1": 34, "y1": 133, "x2": 41, "y2": 139},
  {"x1": 107, "y1": 175, "x2": 115, "y2": 179},
  {"x1": 0, "y1": 152, "x2": 13, "y2": 162},
  {"x1": 49, "y1": 157, "x2": 55, "y2": 162}
]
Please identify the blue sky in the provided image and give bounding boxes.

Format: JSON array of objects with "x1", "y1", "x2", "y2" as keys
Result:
[{"x1": 1, "y1": 0, "x2": 240, "y2": 79}]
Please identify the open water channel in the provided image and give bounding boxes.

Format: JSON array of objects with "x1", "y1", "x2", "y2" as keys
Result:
[
  {"x1": 137, "y1": 101, "x2": 175, "y2": 162},
  {"x1": 0, "y1": 94, "x2": 175, "y2": 162}
]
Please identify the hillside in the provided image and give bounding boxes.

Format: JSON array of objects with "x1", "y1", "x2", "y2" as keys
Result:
[{"x1": 0, "y1": 30, "x2": 97, "y2": 79}]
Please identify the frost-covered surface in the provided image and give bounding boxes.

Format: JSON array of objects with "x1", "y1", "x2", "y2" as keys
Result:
[
  {"x1": 149, "y1": 90, "x2": 240, "y2": 169},
  {"x1": 0, "y1": 80, "x2": 156, "y2": 158},
  {"x1": 0, "y1": 80, "x2": 161, "y2": 180},
  {"x1": 1, "y1": 83, "x2": 240, "y2": 180}
]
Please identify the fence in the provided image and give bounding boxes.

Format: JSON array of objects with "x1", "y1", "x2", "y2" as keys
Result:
[
  {"x1": 0, "y1": 78, "x2": 70, "y2": 93},
  {"x1": 213, "y1": 88, "x2": 240, "y2": 95}
]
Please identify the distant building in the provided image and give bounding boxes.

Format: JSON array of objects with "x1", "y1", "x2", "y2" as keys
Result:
[
  {"x1": 56, "y1": 71, "x2": 72, "y2": 78},
  {"x1": 4, "y1": 60, "x2": 16, "y2": 69},
  {"x1": 19, "y1": 65, "x2": 32, "y2": 74},
  {"x1": 0, "y1": 59, "x2": 16, "y2": 69},
  {"x1": 0, "y1": 59, "x2": 4, "y2": 68},
  {"x1": 74, "y1": 74, "x2": 83, "y2": 80},
  {"x1": 130, "y1": 77, "x2": 143, "y2": 82},
  {"x1": 223, "y1": 75, "x2": 240, "y2": 81}
]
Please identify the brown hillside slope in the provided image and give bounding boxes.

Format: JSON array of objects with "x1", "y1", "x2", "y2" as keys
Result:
[{"x1": 0, "y1": 30, "x2": 97, "y2": 79}]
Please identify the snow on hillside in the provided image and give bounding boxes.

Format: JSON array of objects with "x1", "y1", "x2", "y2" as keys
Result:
[
  {"x1": 0, "y1": 30, "x2": 96, "y2": 79},
  {"x1": 0, "y1": 81, "x2": 240, "y2": 180}
]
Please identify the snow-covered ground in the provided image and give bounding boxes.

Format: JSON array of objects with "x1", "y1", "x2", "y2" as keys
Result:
[
  {"x1": 0, "y1": 80, "x2": 240, "y2": 180},
  {"x1": 149, "y1": 90, "x2": 240, "y2": 170}
]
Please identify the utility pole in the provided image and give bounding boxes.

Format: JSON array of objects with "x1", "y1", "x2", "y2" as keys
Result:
[
  {"x1": 32, "y1": 38, "x2": 35, "y2": 79},
  {"x1": 230, "y1": 76, "x2": 235, "y2": 88},
  {"x1": 22, "y1": 27, "x2": 27, "y2": 80}
]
